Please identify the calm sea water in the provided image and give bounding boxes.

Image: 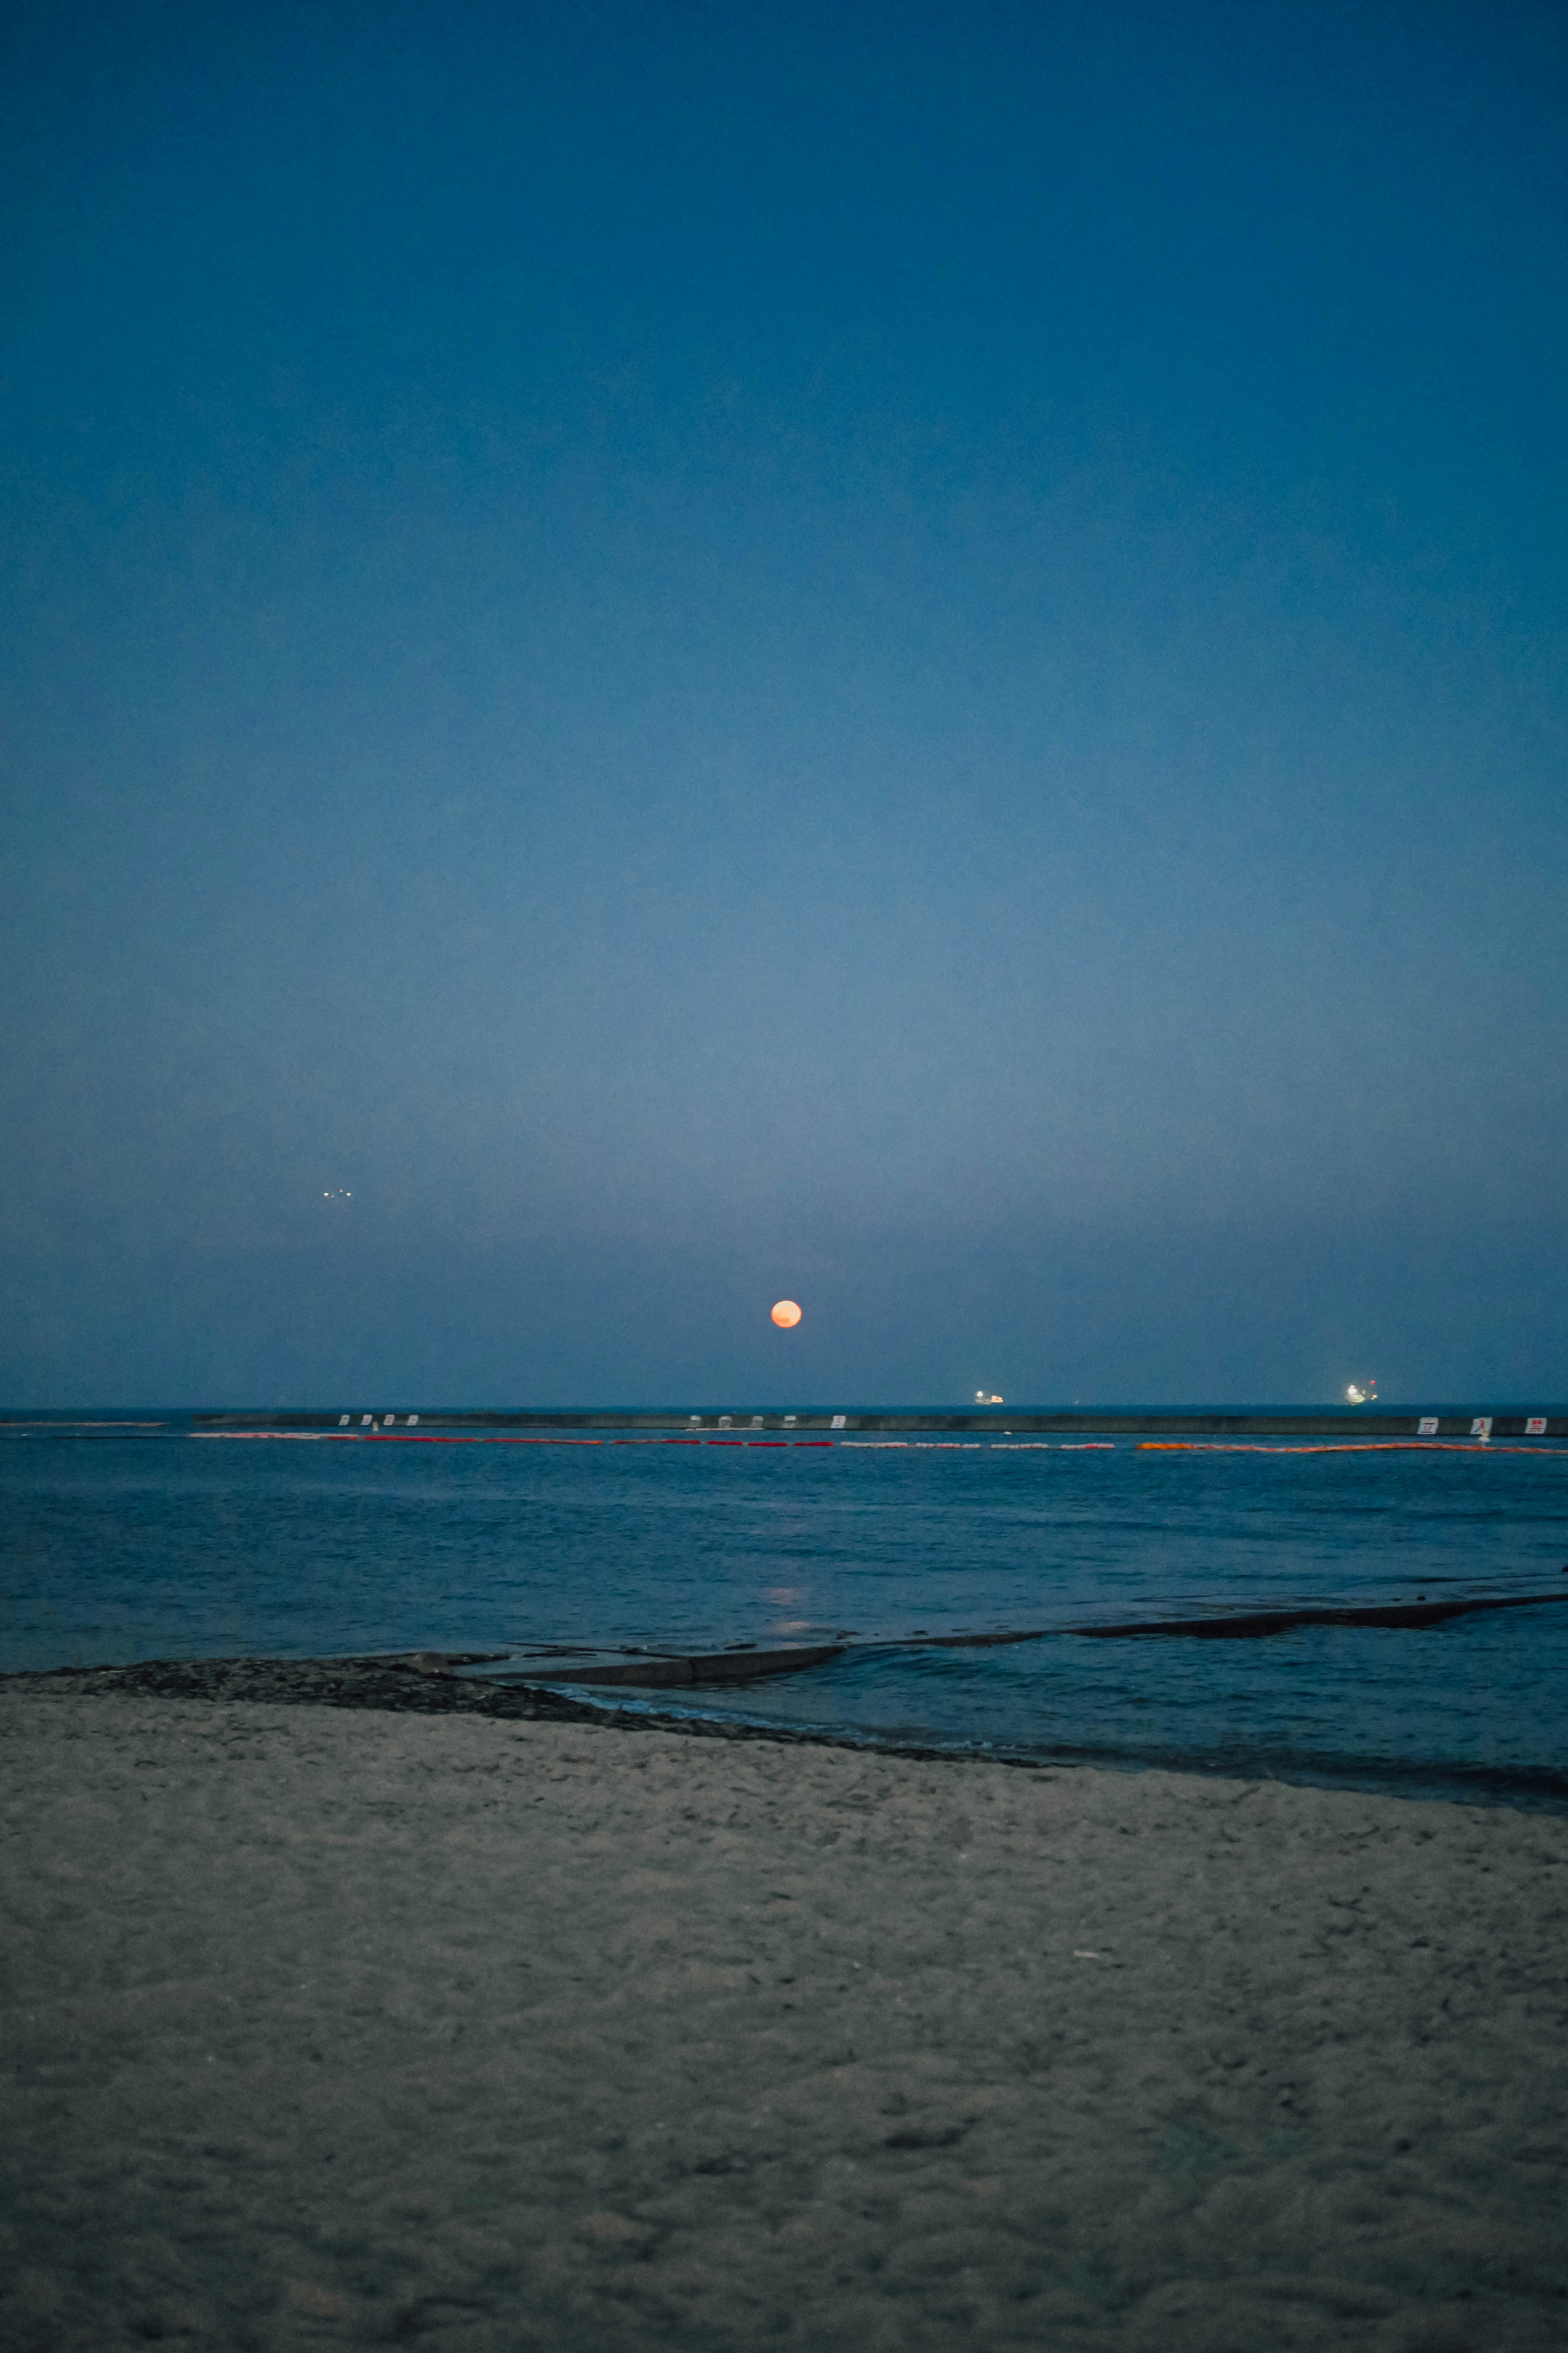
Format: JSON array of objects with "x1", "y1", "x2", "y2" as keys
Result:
[{"x1": 4, "y1": 1414, "x2": 1567, "y2": 1809}]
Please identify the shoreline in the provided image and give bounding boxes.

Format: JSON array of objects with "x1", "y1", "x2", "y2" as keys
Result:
[
  {"x1": 6, "y1": 1652, "x2": 1567, "y2": 1818},
  {"x1": 5, "y1": 1681, "x2": 1568, "y2": 2349}
]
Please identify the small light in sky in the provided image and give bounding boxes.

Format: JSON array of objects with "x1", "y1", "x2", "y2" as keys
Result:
[
  {"x1": 771, "y1": 1299, "x2": 802, "y2": 1328},
  {"x1": 1346, "y1": 1380, "x2": 1377, "y2": 1404}
]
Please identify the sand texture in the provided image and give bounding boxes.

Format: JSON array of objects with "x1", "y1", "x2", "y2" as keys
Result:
[{"x1": 3, "y1": 1690, "x2": 1567, "y2": 2352}]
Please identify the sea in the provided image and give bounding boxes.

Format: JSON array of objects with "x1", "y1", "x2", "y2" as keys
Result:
[{"x1": 4, "y1": 1409, "x2": 1567, "y2": 1812}]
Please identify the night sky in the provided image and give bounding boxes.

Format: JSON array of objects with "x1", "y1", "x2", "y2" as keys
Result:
[{"x1": 3, "y1": 0, "x2": 1565, "y2": 1407}]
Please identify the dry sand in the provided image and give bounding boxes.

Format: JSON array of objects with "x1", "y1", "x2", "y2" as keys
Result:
[{"x1": 3, "y1": 1687, "x2": 1566, "y2": 2352}]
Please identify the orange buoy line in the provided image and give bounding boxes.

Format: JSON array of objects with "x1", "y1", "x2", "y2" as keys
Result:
[
  {"x1": 184, "y1": 1429, "x2": 1561, "y2": 1459},
  {"x1": 1137, "y1": 1441, "x2": 1561, "y2": 1455}
]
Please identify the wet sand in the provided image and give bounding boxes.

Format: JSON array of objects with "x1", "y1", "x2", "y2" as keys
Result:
[{"x1": 4, "y1": 1682, "x2": 1566, "y2": 2351}]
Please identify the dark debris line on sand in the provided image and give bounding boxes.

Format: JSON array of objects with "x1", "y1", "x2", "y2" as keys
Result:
[{"x1": 0, "y1": 1655, "x2": 996, "y2": 1767}]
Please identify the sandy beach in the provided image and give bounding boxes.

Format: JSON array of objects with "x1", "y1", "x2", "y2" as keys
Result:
[{"x1": 3, "y1": 1681, "x2": 1566, "y2": 2351}]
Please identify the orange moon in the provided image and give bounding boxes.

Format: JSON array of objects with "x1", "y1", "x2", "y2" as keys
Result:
[{"x1": 771, "y1": 1299, "x2": 802, "y2": 1328}]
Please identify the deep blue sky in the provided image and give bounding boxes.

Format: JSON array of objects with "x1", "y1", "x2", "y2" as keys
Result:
[{"x1": 3, "y1": 0, "x2": 1565, "y2": 1406}]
